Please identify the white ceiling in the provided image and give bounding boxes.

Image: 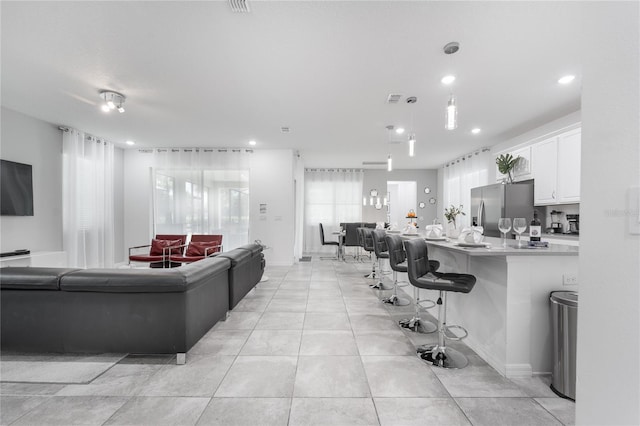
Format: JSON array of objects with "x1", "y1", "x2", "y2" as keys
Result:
[{"x1": 1, "y1": 1, "x2": 582, "y2": 169}]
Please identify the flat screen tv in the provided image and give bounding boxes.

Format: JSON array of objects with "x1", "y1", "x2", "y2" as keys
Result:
[{"x1": 1, "y1": 159, "x2": 34, "y2": 216}]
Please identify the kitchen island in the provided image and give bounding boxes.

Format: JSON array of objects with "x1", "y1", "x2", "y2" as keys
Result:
[{"x1": 400, "y1": 234, "x2": 578, "y2": 378}]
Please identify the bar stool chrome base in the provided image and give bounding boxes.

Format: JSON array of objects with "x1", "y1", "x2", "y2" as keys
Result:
[
  {"x1": 382, "y1": 294, "x2": 410, "y2": 306},
  {"x1": 370, "y1": 281, "x2": 393, "y2": 290},
  {"x1": 416, "y1": 344, "x2": 468, "y2": 369},
  {"x1": 399, "y1": 317, "x2": 437, "y2": 333}
]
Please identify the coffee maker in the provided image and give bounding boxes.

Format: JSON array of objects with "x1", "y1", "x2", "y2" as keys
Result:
[
  {"x1": 550, "y1": 210, "x2": 563, "y2": 234},
  {"x1": 566, "y1": 214, "x2": 579, "y2": 234}
]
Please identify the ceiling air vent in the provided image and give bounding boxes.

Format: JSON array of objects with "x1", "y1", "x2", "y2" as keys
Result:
[
  {"x1": 386, "y1": 94, "x2": 403, "y2": 104},
  {"x1": 229, "y1": 0, "x2": 250, "y2": 13},
  {"x1": 280, "y1": 127, "x2": 291, "y2": 133},
  {"x1": 362, "y1": 161, "x2": 388, "y2": 166}
]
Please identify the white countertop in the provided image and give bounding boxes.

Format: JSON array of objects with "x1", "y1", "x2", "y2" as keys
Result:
[{"x1": 400, "y1": 234, "x2": 579, "y2": 257}]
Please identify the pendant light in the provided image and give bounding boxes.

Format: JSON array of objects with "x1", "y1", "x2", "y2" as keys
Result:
[
  {"x1": 408, "y1": 134, "x2": 416, "y2": 157},
  {"x1": 406, "y1": 96, "x2": 418, "y2": 157},
  {"x1": 446, "y1": 95, "x2": 457, "y2": 130},
  {"x1": 385, "y1": 125, "x2": 394, "y2": 172},
  {"x1": 443, "y1": 42, "x2": 460, "y2": 130}
]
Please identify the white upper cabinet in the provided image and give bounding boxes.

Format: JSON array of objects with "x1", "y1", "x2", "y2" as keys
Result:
[
  {"x1": 531, "y1": 128, "x2": 581, "y2": 206},
  {"x1": 556, "y1": 128, "x2": 581, "y2": 203},
  {"x1": 532, "y1": 137, "x2": 559, "y2": 205}
]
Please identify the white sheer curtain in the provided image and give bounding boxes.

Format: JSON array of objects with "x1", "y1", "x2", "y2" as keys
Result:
[
  {"x1": 304, "y1": 168, "x2": 363, "y2": 253},
  {"x1": 150, "y1": 148, "x2": 251, "y2": 250},
  {"x1": 442, "y1": 149, "x2": 492, "y2": 228},
  {"x1": 62, "y1": 129, "x2": 115, "y2": 268}
]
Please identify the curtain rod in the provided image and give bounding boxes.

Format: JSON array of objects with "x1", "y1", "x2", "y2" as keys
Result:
[
  {"x1": 305, "y1": 168, "x2": 364, "y2": 172},
  {"x1": 139, "y1": 148, "x2": 255, "y2": 154}
]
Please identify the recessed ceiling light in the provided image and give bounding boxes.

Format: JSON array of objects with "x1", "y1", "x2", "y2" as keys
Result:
[
  {"x1": 395, "y1": 127, "x2": 405, "y2": 135},
  {"x1": 558, "y1": 75, "x2": 575, "y2": 84},
  {"x1": 441, "y1": 75, "x2": 456, "y2": 85},
  {"x1": 125, "y1": 140, "x2": 135, "y2": 145},
  {"x1": 471, "y1": 128, "x2": 481, "y2": 134},
  {"x1": 249, "y1": 140, "x2": 257, "y2": 146}
]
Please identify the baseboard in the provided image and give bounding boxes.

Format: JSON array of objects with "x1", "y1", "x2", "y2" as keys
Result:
[
  {"x1": 505, "y1": 363, "x2": 533, "y2": 378},
  {"x1": 464, "y1": 336, "x2": 507, "y2": 376}
]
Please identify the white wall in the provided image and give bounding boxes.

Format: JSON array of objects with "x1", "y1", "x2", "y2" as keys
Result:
[
  {"x1": 0, "y1": 107, "x2": 126, "y2": 262},
  {"x1": 0, "y1": 107, "x2": 63, "y2": 252},
  {"x1": 123, "y1": 148, "x2": 296, "y2": 267},
  {"x1": 293, "y1": 153, "x2": 305, "y2": 261},
  {"x1": 363, "y1": 169, "x2": 438, "y2": 226},
  {"x1": 248, "y1": 150, "x2": 295, "y2": 266},
  {"x1": 576, "y1": 2, "x2": 639, "y2": 424}
]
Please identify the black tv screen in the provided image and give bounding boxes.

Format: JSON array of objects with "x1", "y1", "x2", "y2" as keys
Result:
[{"x1": 1, "y1": 159, "x2": 34, "y2": 216}]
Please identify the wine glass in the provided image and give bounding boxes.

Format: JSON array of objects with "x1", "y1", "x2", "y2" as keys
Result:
[
  {"x1": 513, "y1": 218, "x2": 527, "y2": 247},
  {"x1": 498, "y1": 218, "x2": 512, "y2": 248}
]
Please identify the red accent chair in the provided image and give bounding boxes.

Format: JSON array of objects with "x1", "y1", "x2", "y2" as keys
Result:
[
  {"x1": 128, "y1": 234, "x2": 187, "y2": 268},
  {"x1": 169, "y1": 235, "x2": 223, "y2": 264}
]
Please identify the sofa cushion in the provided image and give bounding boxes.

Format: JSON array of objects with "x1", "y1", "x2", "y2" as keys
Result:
[
  {"x1": 61, "y1": 268, "x2": 187, "y2": 293},
  {"x1": 216, "y1": 248, "x2": 252, "y2": 267},
  {"x1": 150, "y1": 238, "x2": 182, "y2": 256},
  {"x1": 178, "y1": 256, "x2": 230, "y2": 289},
  {"x1": 0, "y1": 267, "x2": 81, "y2": 290},
  {"x1": 186, "y1": 241, "x2": 221, "y2": 257},
  {"x1": 237, "y1": 243, "x2": 263, "y2": 256}
]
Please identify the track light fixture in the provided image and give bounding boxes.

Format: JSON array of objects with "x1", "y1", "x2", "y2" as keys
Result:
[{"x1": 100, "y1": 90, "x2": 126, "y2": 113}]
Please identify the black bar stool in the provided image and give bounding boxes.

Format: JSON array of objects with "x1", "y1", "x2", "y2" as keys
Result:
[
  {"x1": 370, "y1": 229, "x2": 393, "y2": 290},
  {"x1": 404, "y1": 238, "x2": 476, "y2": 369},
  {"x1": 387, "y1": 236, "x2": 439, "y2": 333},
  {"x1": 358, "y1": 227, "x2": 377, "y2": 279},
  {"x1": 383, "y1": 234, "x2": 411, "y2": 305}
]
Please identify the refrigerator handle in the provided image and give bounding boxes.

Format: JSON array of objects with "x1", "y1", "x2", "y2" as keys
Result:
[{"x1": 478, "y1": 200, "x2": 485, "y2": 227}]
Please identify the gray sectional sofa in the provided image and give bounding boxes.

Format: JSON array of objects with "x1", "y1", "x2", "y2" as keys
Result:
[{"x1": 0, "y1": 243, "x2": 265, "y2": 363}]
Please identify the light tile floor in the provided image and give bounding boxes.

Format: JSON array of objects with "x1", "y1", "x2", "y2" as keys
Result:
[{"x1": 0, "y1": 257, "x2": 575, "y2": 425}]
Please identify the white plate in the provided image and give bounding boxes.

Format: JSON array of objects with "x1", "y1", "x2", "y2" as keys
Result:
[{"x1": 425, "y1": 237, "x2": 447, "y2": 241}]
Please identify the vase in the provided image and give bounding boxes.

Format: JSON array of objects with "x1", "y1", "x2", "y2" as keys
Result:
[{"x1": 447, "y1": 221, "x2": 460, "y2": 238}]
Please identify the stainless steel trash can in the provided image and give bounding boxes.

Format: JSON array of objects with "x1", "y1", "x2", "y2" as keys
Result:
[{"x1": 550, "y1": 291, "x2": 578, "y2": 400}]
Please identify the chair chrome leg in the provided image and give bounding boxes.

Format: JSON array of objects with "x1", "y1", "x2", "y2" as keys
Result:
[
  {"x1": 416, "y1": 290, "x2": 468, "y2": 369},
  {"x1": 399, "y1": 287, "x2": 437, "y2": 332},
  {"x1": 371, "y1": 257, "x2": 393, "y2": 289},
  {"x1": 383, "y1": 271, "x2": 410, "y2": 305},
  {"x1": 364, "y1": 254, "x2": 377, "y2": 278}
]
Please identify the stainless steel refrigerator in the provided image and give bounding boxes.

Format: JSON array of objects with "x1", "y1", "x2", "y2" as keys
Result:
[{"x1": 470, "y1": 180, "x2": 534, "y2": 238}]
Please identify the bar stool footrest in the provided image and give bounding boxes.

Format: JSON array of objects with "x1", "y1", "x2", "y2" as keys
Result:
[
  {"x1": 417, "y1": 299, "x2": 437, "y2": 310},
  {"x1": 444, "y1": 324, "x2": 468, "y2": 341}
]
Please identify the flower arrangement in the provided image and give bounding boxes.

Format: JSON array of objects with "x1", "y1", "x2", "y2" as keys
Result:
[{"x1": 444, "y1": 205, "x2": 465, "y2": 228}]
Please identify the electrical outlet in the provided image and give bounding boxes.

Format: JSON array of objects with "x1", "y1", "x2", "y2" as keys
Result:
[{"x1": 563, "y1": 274, "x2": 578, "y2": 286}]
